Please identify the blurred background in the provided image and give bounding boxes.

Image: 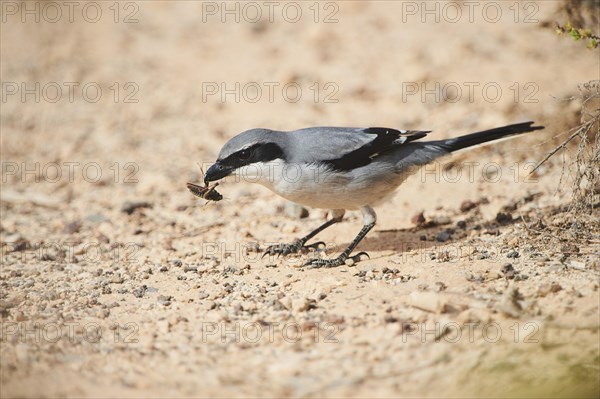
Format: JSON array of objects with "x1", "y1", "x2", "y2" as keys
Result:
[{"x1": 1, "y1": 1, "x2": 599, "y2": 397}]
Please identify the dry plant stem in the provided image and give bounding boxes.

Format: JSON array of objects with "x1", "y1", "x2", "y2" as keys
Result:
[{"x1": 530, "y1": 118, "x2": 596, "y2": 175}]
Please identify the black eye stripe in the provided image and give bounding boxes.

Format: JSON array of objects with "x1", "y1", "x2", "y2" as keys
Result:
[
  {"x1": 219, "y1": 143, "x2": 285, "y2": 168},
  {"x1": 220, "y1": 144, "x2": 260, "y2": 165}
]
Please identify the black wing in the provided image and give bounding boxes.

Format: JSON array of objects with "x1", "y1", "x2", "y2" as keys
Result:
[{"x1": 323, "y1": 127, "x2": 430, "y2": 171}]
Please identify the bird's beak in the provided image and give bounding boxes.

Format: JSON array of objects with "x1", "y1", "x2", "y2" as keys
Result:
[{"x1": 204, "y1": 161, "x2": 233, "y2": 184}]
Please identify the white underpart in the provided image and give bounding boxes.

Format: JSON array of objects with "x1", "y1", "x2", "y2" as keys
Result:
[{"x1": 233, "y1": 158, "x2": 416, "y2": 217}]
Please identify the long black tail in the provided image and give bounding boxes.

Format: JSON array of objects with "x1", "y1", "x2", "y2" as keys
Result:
[{"x1": 437, "y1": 121, "x2": 544, "y2": 152}]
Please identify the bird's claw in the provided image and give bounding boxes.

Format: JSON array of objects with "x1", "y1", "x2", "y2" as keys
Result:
[
  {"x1": 303, "y1": 251, "x2": 370, "y2": 268},
  {"x1": 262, "y1": 240, "x2": 326, "y2": 258}
]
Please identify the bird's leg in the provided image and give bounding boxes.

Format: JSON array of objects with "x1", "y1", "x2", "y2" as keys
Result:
[
  {"x1": 304, "y1": 206, "x2": 376, "y2": 268},
  {"x1": 263, "y1": 210, "x2": 345, "y2": 258}
]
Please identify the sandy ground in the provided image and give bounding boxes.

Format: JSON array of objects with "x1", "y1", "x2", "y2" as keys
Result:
[{"x1": 1, "y1": 1, "x2": 599, "y2": 397}]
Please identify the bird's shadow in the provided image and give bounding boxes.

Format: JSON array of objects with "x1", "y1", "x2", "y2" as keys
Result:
[
  {"x1": 327, "y1": 226, "x2": 440, "y2": 255},
  {"x1": 327, "y1": 214, "x2": 522, "y2": 256}
]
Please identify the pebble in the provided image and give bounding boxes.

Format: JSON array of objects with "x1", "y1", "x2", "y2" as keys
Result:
[
  {"x1": 496, "y1": 212, "x2": 513, "y2": 224},
  {"x1": 465, "y1": 273, "x2": 484, "y2": 283},
  {"x1": 63, "y1": 220, "x2": 82, "y2": 234},
  {"x1": 409, "y1": 292, "x2": 449, "y2": 313},
  {"x1": 292, "y1": 297, "x2": 315, "y2": 312},
  {"x1": 569, "y1": 260, "x2": 586, "y2": 270},
  {"x1": 85, "y1": 213, "x2": 109, "y2": 223},
  {"x1": 157, "y1": 295, "x2": 172, "y2": 306},
  {"x1": 121, "y1": 201, "x2": 153, "y2": 215},
  {"x1": 498, "y1": 286, "x2": 522, "y2": 318},
  {"x1": 3, "y1": 235, "x2": 30, "y2": 252},
  {"x1": 284, "y1": 202, "x2": 309, "y2": 219},
  {"x1": 538, "y1": 282, "x2": 562, "y2": 297},
  {"x1": 411, "y1": 211, "x2": 425, "y2": 225},
  {"x1": 434, "y1": 281, "x2": 447, "y2": 292},
  {"x1": 460, "y1": 200, "x2": 478, "y2": 212},
  {"x1": 270, "y1": 299, "x2": 288, "y2": 311},
  {"x1": 198, "y1": 290, "x2": 210, "y2": 300},
  {"x1": 157, "y1": 319, "x2": 170, "y2": 334},
  {"x1": 431, "y1": 215, "x2": 451, "y2": 225},
  {"x1": 436, "y1": 230, "x2": 452, "y2": 242},
  {"x1": 501, "y1": 263, "x2": 517, "y2": 279},
  {"x1": 133, "y1": 286, "x2": 147, "y2": 298}
]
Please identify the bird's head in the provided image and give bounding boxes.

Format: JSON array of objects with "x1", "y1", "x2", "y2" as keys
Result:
[{"x1": 203, "y1": 129, "x2": 285, "y2": 184}]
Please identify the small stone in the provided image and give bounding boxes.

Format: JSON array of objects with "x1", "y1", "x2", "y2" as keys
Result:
[
  {"x1": 506, "y1": 251, "x2": 520, "y2": 259},
  {"x1": 63, "y1": 220, "x2": 82, "y2": 234},
  {"x1": 434, "y1": 281, "x2": 447, "y2": 292},
  {"x1": 270, "y1": 299, "x2": 288, "y2": 311},
  {"x1": 436, "y1": 230, "x2": 452, "y2": 242},
  {"x1": 85, "y1": 213, "x2": 109, "y2": 223},
  {"x1": 431, "y1": 215, "x2": 451, "y2": 225},
  {"x1": 496, "y1": 212, "x2": 513, "y2": 224},
  {"x1": 456, "y1": 220, "x2": 467, "y2": 229},
  {"x1": 96, "y1": 309, "x2": 110, "y2": 319},
  {"x1": 501, "y1": 263, "x2": 517, "y2": 279},
  {"x1": 537, "y1": 282, "x2": 562, "y2": 297},
  {"x1": 569, "y1": 260, "x2": 586, "y2": 270},
  {"x1": 460, "y1": 200, "x2": 477, "y2": 213},
  {"x1": 223, "y1": 265, "x2": 241, "y2": 275},
  {"x1": 3, "y1": 235, "x2": 30, "y2": 252},
  {"x1": 157, "y1": 295, "x2": 172, "y2": 306},
  {"x1": 514, "y1": 274, "x2": 529, "y2": 281},
  {"x1": 550, "y1": 283, "x2": 562, "y2": 293},
  {"x1": 507, "y1": 237, "x2": 519, "y2": 247},
  {"x1": 409, "y1": 292, "x2": 449, "y2": 313},
  {"x1": 345, "y1": 258, "x2": 355, "y2": 266},
  {"x1": 292, "y1": 297, "x2": 315, "y2": 312},
  {"x1": 133, "y1": 286, "x2": 147, "y2": 298},
  {"x1": 411, "y1": 211, "x2": 425, "y2": 225},
  {"x1": 157, "y1": 319, "x2": 170, "y2": 334},
  {"x1": 233, "y1": 303, "x2": 243, "y2": 314},
  {"x1": 466, "y1": 273, "x2": 484, "y2": 283},
  {"x1": 498, "y1": 286, "x2": 522, "y2": 318},
  {"x1": 121, "y1": 201, "x2": 152, "y2": 215},
  {"x1": 561, "y1": 244, "x2": 579, "y2": 255},
  {"x1": 14, "y1": 311, "x2": 26, "y2": 322},
  {"x1": 284, "y1": 202, "x2": 309, "y2": 219},
  {"x1": 198, "y1": 290, "x2": 210, "y2": 300}
]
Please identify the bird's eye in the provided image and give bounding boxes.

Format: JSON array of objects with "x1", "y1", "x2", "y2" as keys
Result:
[{"x1": 238, "y1": 149, "x2": 251, "y2": 160}]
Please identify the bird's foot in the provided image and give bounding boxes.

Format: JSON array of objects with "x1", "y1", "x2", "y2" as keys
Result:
[
  {"x1": 262, "y1": 240, "x2": 326, "y2": 258},
  {"x1": 303, "y1": 251, "x2": 369, "y2": 269}
]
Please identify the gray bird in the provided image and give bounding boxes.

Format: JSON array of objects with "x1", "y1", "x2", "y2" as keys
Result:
[{"x1": 204, "y1": 121, "x2": 544, "y2": 268}]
